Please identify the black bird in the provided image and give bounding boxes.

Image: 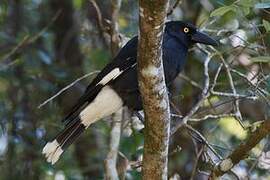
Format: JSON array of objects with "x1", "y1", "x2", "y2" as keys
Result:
[{"x1": 42, "y1": 21, "x2": 218, "y2": 164}]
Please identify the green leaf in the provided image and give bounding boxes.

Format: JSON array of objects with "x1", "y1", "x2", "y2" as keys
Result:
[
  {"x1": 238, "y1": 0, "x2": 255, "y2": 7},
  {"x1": 242, "y1": 7, "x2": 250, "y2": 16},
  {"x1": 237, "y1": 0, "x2": 254, "y2": 16},
  {"x1": 249, "y1": 56, "x2": 270, "y2": 63},
  {"x1": 210, "y1": 6, "x2": 236, "y2": 17},
  {"x1": 263, "y1": 20, "x2": 270, "y2": 32},
  {"x1": 255, "y1": 2, "x2": 270, "y2": 9}
]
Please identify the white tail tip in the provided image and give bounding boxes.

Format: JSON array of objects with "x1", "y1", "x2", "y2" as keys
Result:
[{"x1": 42, "y1": 140, "x2": 63, "y2": 165}]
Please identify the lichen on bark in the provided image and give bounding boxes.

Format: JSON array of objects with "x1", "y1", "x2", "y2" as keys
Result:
[{"x1": 137, "y1": 0, "x2": 170, "y2": 179}]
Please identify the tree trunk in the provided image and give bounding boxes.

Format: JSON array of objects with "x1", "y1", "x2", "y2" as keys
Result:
[
  {"x1": 137, "y1": 1, "x2": 170, "y2": 180},
  {"x1": 104, "y1": 1, "x2": 123, "y2": 179}
]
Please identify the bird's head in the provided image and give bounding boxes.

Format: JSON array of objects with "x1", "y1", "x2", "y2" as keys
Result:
[{"x1": 165, "y1": 21, "x2": 218, "y2": 47}]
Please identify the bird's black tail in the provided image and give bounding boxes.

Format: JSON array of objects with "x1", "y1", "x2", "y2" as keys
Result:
[
  {"x1": 42, "y1": 85, "x2": 103, "y2": 165},
  {"x1": 42, "y1": 117, "x2": 86, "y2": 164}
]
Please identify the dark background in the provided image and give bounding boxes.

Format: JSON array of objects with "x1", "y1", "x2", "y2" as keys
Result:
[{"x1": 0, "y1": 0, "x2": 269, "y2": 179}]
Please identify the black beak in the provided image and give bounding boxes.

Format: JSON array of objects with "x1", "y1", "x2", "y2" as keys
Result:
[{"x1": 191, "y1": 31, "x2": 218, "y2": 46}]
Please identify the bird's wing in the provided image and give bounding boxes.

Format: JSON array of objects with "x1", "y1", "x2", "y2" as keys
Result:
[{"x1": 62, "y1": 36, "x2": 138, "y2": 124}]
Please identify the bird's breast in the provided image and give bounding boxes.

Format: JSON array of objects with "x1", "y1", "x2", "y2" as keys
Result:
[{"x1": 162, "y1": 46, "x2": 188, "y2": 84}]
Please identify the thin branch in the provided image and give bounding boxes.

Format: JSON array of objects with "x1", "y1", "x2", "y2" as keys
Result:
[
  {"x1": 209, "y1": 61, "x2": 257, "y2": 101},
  {"x1": 171, "y1": 113, "x2": 236, "y2": 122},
  {"x1": 185, "y1": 124, "x2": 223, "y2": 160},
  {"x1": 38, "y1": 70, "x2": 100, "y2": 109},
  {"x1": 0, "y1": 35, "x2": 29, "y2": 63},
  {"x1": 211, "y1": 91, "x2": 258, "y2": 100},
  {"x1": 187, "y1": 113, "x2": 236, "y2": 122},
  {"x1": 215, "y1": 51, "x2": 244, "y2": 128},
  {"x1": 89, "y1": 0, "x2": 110, "y2": 47},
  {"x1": 171, "y1": 50, "x2": 214, "y2": 135},
  {"x1": 231, "y1": 68, "x2": 270, "y2": 98},
  {"x1": 167, "y1": 0, "x2": 182, "y2": 16},
  {"x1": 190, "y1": 147, "x2": 204, "y2": 180},
  {"x1": 178, "y1": 74, "x2": 202, "y2": 90},
  {"x1": 0, "y1": 10, "x2": 62, "y2": 67},
  {"x1": 185, "y1": 124, "x2": 241, "y2": 180},
  {"x1": 89, "y1": 0, "x2": 107, "y2": 33}
]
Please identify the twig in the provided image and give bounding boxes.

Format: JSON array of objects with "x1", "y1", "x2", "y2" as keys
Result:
[
  {"x1": 38, "y1": 70, "x2": 100, "y2": 109},
  {"x1": 0, "y1": 35, "x2": 30, "y2": 63},
  {"x1": 0, "y1": 10, "x2": 61, "y2": 66},
  {"x1": 178, "y1": 74, "x2": 202, "y2": 90},
  {"x1": 89, "y1": 0, "x2": 107, "y2": 33},
  {"x1": 89, "y1": 0, "x2": 110, "y2": 47},
  {"x1": 187, "y1": 113, "x2": 236, "y2": 122},
  {"x1": 231, "y1": 69, "x2": 270, "y2": 97},
  {"x1": 231, "y1": 68, "x2": 270, "y2": 108},
  {"x1": 190, "y1": 147, "x2": 204, "y2": 180},
  {"x1": 167, "y1": 0, "x2": 182, "y2": 16},
  {"x1": 211, "y1": 91, "x2": 258, "y2": 100},
  {"x1": 215, "y1": 51, "x2": 245, "y2": 128},
  {"x1": 171, "y1": 50, "x2": 214, "y2": 135},
  {"x1": 214, "y1": 63, "x2": 258, "y2": 106},
  {"x1": 210, "y1": 63, "x2": 223, "y2": 91},
  {"x1": 185, "y1": 124, "x2": 223, "y2": 160},
  {"x1": 186, "y1": 124, "x2": 242, "y2": 180}
]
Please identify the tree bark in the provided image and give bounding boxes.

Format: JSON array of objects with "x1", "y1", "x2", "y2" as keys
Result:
[
  {"x1": 211, "y1": 119, "x2": 270, "y2": 178},
  {"x1": 137, "y1": 1, "x2": 170, "y2": 180}
]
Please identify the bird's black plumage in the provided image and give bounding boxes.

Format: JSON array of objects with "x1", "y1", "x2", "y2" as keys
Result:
[{"x1": 42, "y1": 21, "x2": 218, "y2": 164}]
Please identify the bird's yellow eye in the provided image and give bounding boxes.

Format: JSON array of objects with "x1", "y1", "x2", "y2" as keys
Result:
[{"x1": 183, "y1": 27, "x2": 189, "y2": 33}]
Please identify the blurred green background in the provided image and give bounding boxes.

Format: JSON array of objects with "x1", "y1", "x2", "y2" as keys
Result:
[{"x1": 0, "y1": 0, "x2": 269, "y2": 179}]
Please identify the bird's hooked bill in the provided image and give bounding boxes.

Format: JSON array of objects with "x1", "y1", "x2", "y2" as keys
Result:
[{"x1": 191, "y1": 31, "x2": 218, "y2": 46}]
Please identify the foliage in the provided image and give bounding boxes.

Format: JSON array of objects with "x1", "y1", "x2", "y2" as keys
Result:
[{"x1": 0, "y1": 0, "x2": 269, "y2": 179}]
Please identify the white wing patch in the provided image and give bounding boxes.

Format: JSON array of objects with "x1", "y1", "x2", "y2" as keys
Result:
[
  {"x1": 79, "y1": 86, "x2": 123, "y2": 127},
  {"x1": 97, "y1": 68, "x2": 122, "y2": 85}
]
